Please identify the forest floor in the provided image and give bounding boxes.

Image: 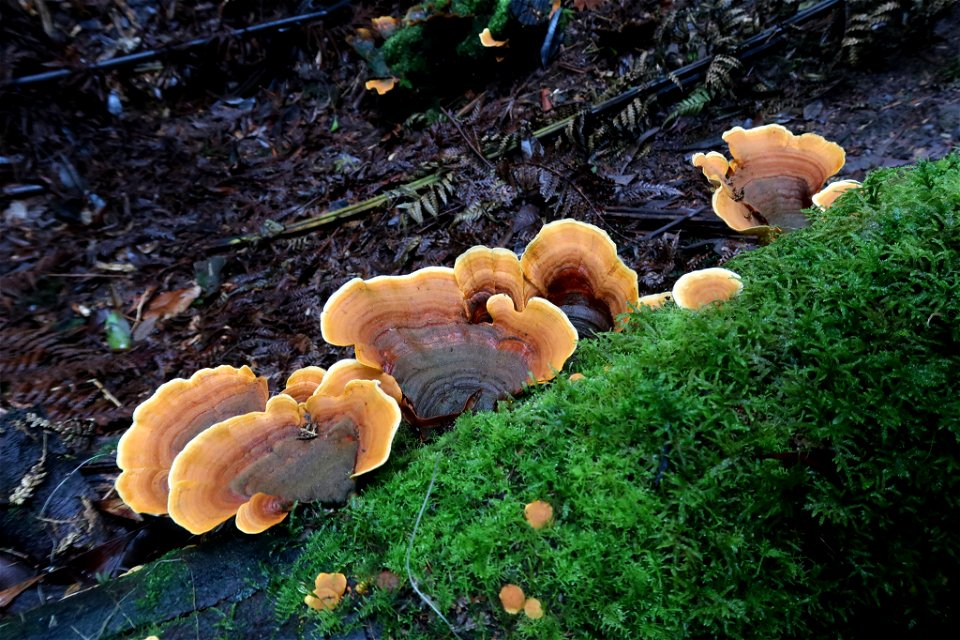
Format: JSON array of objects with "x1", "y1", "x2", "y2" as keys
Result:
[{"x1": 1, "y1": 0, "x2": 958, "y2": 632}]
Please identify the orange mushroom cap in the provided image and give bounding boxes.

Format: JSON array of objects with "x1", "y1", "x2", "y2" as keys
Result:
[
  {"x1": 524, "y1": 500, "x2": 554, "y2": 529},
  {"x1": 479, "y1": 28, "x2": 509, "y2": 48},
  {"x1": 365, "y1": 77, "x2": 398, "y2": 95},
  {"x1": 320, "y1": 267, "x2": 577, "y2": 427},
  {"x1": 524, "y1": 597, "x2": 544, "y2": 619},
  {"x1": 281, "y1": 366, "x2": 327, "y2": 402},
  {"x1": 499, "y1": 584, "x2": 525, "y2": 615},
  {"x1": 304, "y1": 572, "x2": 348, "y2": 611},
  {"x1": 638, "y1": 292, "x2": 673, "y2": 309},
  {"x1": 116, "y1": 365, "x2": 268, "y2": 515},
  {"x1": 314, "y1": 359, "x2": 403, "y2": 405},
  {"x1": 672, "y1": 267, "x2": 743, "y2": 310},
  {"x1": 812, "y1": 179, "x2": 861, "y2": 209},
  {"x1": 167, "y1": 380, "x2": 400, "y2": 534},
  {"x1": 693, "y1": 124, "x2": 845, "y2": 232},
  {"x1": 371, "y1": 16, "x2": 399, "y2": 39},
  {"x1": 520, "y1": 219, "x2": 639, "y2": 336},
  {"x1": 454, "y1": 246, "x2": 527, "y2": 322}
]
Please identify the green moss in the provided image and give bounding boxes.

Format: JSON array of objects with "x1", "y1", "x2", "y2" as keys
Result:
[
  {"x1": 135, "y1": 555, "x2": 189, "y2": 612},
  {"x1": 375, "y1": 0, "x2": 509, "y2": 85},
  {"x1": 271, "y1": 154, "x2": 960, "y2": 637},
  {"x1": 381, "y1": 24, "x2": 429, "y2": 86},
  {"x1": 485, "y1": 0, "x2": 513, "y2": 37}
]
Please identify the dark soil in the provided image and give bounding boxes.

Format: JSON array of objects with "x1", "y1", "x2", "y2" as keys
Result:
[{"x1": 1, "y1": 0, "x2": 958, "y2": 630}]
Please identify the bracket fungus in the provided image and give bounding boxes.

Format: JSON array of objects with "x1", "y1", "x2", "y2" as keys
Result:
[
  {"x1": 812, "y1": 179, "x2": 862, "y2": 210},
  {"x1": 638, "y1": 292, "x2": 673, "y2": 309},
  {"x1": 321, "y1": 267, "x2": 576, "y2": 427},
  {"x1": 479, "y1": 28, "x2": 509, "y2": 48},
  {"x1": 520, "y1": 220, "x2": 639, "y2": 336},
  {"x1": 304, "y1": 572, "x2": 348, "y2": 611},
  {"x1": 281, "y1": 366, "x2": 328, "y2": 403},
  {"x1": 313, "y1": 358, "x2": 403, "y2": 404},
  {"x1": 166, "y1": 380, "x2": 401, "y2": 534},
  {"x1": 115, "y1": 365, "x2": 269, "y2": 515},
  {"x1": 692, "y1": 124, "x2": 845, "y2": 233},
  {"x1": 454, "y1": 246, "x2": 527, "y2": 323},
  {"x1": 672, "y1": 267, "x2": 743, "y2": 310}
]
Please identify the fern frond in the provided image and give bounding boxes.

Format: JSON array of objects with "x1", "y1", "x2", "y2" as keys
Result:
[{"x1": 665, "y1": 86, "x2": 714, "y2": 124}]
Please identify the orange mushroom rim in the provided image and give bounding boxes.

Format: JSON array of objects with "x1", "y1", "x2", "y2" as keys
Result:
[
  {"x1": 520, "y1": 220, "x2": 640, "y2": 337},
  {"x1": 165, "y1": 380, "x2": 401, "y2": 535},
  {"x1": 320, "y1": 267, "x2": 578, "y2": 428}
]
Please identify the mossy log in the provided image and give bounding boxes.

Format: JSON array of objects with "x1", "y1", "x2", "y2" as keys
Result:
[{"x1": 0, "y1": 533, "x2": 369, "y2": 640}]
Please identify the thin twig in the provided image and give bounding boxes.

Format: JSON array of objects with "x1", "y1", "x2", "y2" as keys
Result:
[
  {"x1": 88, "y1": 378, "x2": 123, "y2": 408},
  {"x1": 641, "y1": 206, "x2": 707, "y2": 241},
  {"x1": 2, "y1": 0, "x2": 353, "y2": 88},
  {"x1": 210, "y1": 173, "x2": 443, "y2": 248},
  {"x1": 441, "y1": 107, "x2": 494, "y2": 170},
  {"x1": 405, "y1": 454, "x2": 463, "y2": 640}
]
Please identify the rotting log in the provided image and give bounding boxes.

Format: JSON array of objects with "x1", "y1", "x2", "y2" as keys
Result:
[{"x1": 0, "y1": 533, "x2": 368, "y2": 640}]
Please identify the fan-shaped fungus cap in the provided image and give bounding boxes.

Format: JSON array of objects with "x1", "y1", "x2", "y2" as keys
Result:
[
  {"x1": 454, "y1": 246, "x2": 527, "y2": 322},
  {"x1": 524, "y1": 598, "x2": 544, "y2": 619},
  {"x1": 281, "y1": 366, "x2": 327, "y2": 403},
  {"x1": 315, "y1": 359, "x2": 403, "y2": 404},
  {"x1": 672, "y1": 268, "x2": 743, "y2": 311},
  {"x1": 365, "y1": 77, "x2": 398, "y2": 95},
  {"x1": 520, "y1": 220, "x2": 639, "y2": 337},
  {"x1": 638, "y1": 292, "x2": 673, "y2": 309},
  {"x1": 479, "y1": 28, "x2": 509, "y2": 47},
  {"x1": 304, "y1": 572, "x2": 348, "y2": 611},
  {"x1": 499, "y1": 584, "x2": 526, "y2": 615},
  {"x1": 116, "y1": 365, "x2": 268, "y2": 515},
  {"x1": 371, "y1": 16, "x2": 399, "y2": 39},
  {"x1": 692, "y1": 124, "x2": 845, "y2": 232},
  {"x1": 320, "y1": 267, "x2": 576, "y2": 427},
  {"x1": 524, "y1": 500, "x2": 554, "y2": 529},
  {"x1": 812, "y1": 179, "x2": 861, "y2": 209},
  {"x1": 167, "y1": 380, "x2": 400, "y2": 534}
]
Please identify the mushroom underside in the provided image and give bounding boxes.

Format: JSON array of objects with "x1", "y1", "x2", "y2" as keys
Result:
[
  {"x1": 732, "y1": 174, "x2": 813, "y2": 229},
  {"x1": 537, "y1": 268, "x2": 621, "y2": 336},
  {"x1": 546, "y1": 286, "x2": 614, "y2": 337},
  {"x1": 229, "y1": 417, "x2": 360, "y2": 505},
  {"x1": 375, "y1": 324, "x2": 536, "y2": 425},
  {"x1": 168, "y1": 408, "x2": 363, "y2": 533}
]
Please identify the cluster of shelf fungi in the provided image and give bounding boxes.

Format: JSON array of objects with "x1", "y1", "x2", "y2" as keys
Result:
[{"x1": 115, "y1": 124, "x2": 859, "y2": 537}]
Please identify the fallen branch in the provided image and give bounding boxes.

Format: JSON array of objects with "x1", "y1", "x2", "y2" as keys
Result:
[
  {"x1": 1, "y1": 0, "x2": 353, "y2": 88},
  {"x1": 210, "y1": 173, "x2": 444, "y2": 248}
]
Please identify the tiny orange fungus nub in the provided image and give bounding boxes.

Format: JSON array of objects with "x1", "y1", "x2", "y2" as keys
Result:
[
  {"x1": 499, "y1": 584, "x2": 525, "y2": 614},
  {"x1": 304, "y1": 572, "x2": 347, "y2": 611},
  {"x1": 524, "y1": 597, "x2": 544, "y2": 619},
  {"x1": 524, "y1": 500, "x2": 554, "y2": 529},
  {"x1": 365, "y1": 77, "x2": 398, "y2": 95},
  {"x1": 479, "y1": 28, "x2": 508, "y2": 47}
]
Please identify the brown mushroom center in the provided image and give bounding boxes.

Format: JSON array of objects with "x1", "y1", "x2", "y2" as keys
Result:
[
  {"x1": 380, "y1": 325, "x2": 535, "y2": 424},
  {"x1": 230, "y1": 417, "x2": 359, "y2": 505},
  {"x1": 734, "y1": 175, "x2": 813, "y2": 229},
  {"x1": 543, "y1": 271, "x2": 614, "y2": 337},
  {"x1": 168, "y1": 392, "x2": 268, "y2": 456}
]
